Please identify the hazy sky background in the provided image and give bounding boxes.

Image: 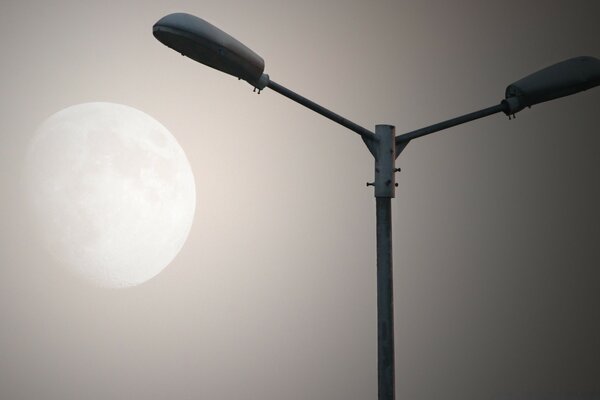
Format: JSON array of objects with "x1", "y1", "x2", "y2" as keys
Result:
[{"x1": 1, "y1": 1, "x2": 599, "y2": 399}]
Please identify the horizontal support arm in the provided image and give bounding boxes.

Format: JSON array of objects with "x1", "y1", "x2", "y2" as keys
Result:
[
  {"x1": 395, "y1": 102, "x2": 508, "y2": 145},
  {"x1": 267, "y1": 79, "x2": 378, "y2": 142}
]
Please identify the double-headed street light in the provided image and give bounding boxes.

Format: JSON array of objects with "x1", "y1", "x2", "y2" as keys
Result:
[{"x1": 153, "y1": 12, "x2": 600, "y2": 400}]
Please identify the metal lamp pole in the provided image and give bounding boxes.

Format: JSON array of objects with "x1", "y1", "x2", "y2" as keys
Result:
[{"x1": 153, "y1": 12, "x2": 600, "y2": 400}]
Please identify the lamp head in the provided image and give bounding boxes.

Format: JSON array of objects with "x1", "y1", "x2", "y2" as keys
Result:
[
  {"x1": 153, "y1": 13, "x2": 268, "y2": 89},
  {"x1": 503, "y1": 56, "x2": 600, "y2": 115}
]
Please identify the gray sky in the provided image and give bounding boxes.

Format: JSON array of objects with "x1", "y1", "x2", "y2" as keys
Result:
[{"x1": 1, "y1": 1, "x2": 599, "y2": 399}]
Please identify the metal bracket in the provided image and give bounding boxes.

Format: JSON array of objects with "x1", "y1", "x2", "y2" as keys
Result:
[
  {"x1": 395, "y1": 140, "x2": 409, "y2": 159},
  {"x1": 364, "y1": 126, "x2": 410, "y2": 195},
  {"x1": 373, "y1": 125, "x2": 396, "y2": 198}
]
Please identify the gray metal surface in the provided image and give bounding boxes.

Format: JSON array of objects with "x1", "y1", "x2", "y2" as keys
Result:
[
  {"x1": 266, "y1": 79, "x2": 378, "y2": 143},
  {"x1": 153, "y1": 13, "x2": 266, "y2": 88},
  {"x1": 374, "y1": 125, "x2": 396, "y2": 198},
  {"x1": 395, "y1": 103, "x2": 506, "y2": 146},
  {"x1": 504, "y1": 56, "x2": 600, "y2": 114},
  {"x1": 376, "y1": 197, "x2": 395, "y2": 400}
]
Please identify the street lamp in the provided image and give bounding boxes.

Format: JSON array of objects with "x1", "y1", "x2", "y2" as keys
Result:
[{"x1": 153, "y1": 12, "x2": 600, "y2": 400}]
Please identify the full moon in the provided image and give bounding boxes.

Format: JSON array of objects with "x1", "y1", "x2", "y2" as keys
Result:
[{"x1": 24, "y1": 102, "x2": 196, "y2": 288}]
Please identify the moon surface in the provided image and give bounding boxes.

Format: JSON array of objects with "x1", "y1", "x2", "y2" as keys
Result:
[{"x1": 24, "y1": 102, "x2": 196, "y2": 288}]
